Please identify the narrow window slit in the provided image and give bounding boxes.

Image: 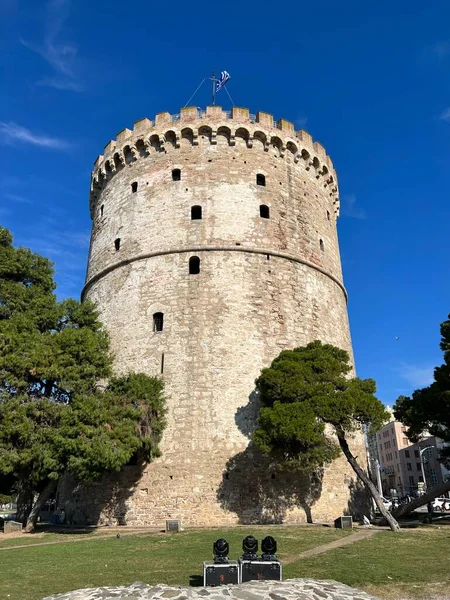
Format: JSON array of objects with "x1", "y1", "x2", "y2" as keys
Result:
[
  {"x1": 153, "y1": 312, "x2": 164, "y2": 332},
  {"x1": 260, "y1": 205, "x2": 270, "y2": 219},
  {"x1": 191, "y1": 205, "x2": 202, "y2": 220},
  {"x1": 189, "y1": 256, "x2": 200, "y2": 275},
  {"x1": 114, "y1": 238, "x2": 121, "y2": 251}
]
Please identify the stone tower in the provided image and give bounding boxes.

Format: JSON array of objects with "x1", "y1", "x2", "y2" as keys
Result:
[{"x1": 65, "y1": 106, "x2": 366, "y2": 526}]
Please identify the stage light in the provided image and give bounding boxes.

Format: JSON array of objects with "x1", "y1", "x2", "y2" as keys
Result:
[
  {"x1": 261, "y1": 536, "x2": 277, "y2": 559},
  {"x1": 213, "y1": 538, "x2": 229, "y2": 563},
  {"x1": 242, "y1": 535, "x2": 258, "y2": 559}
]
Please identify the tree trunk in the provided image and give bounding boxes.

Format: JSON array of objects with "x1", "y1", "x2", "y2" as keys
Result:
[
  {"x1": 16, "y1": 481, "x2": 34, "y2": 527},
  {"x1": 24, "y1": 480, "x2": 57, "y2": 533},
  {"x1": 383, "y1": 480, "x2": 450, "y2": 522},
  {"x1": 336, "y1": 430, "x2": 401, "y2": 532}
]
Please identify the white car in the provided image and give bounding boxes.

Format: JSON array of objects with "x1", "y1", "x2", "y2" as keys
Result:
[{"x1": 432, "y1": 497, "x2": 450, "y2": 511}]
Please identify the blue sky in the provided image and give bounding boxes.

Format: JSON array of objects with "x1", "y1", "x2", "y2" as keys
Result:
[{"x1": 1, "y1": 0, "x2": 449, "y2": 404}]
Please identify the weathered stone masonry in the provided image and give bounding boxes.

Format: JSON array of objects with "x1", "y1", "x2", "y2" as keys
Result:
[{"x1": 59, "y1": 106, "x2": 367, "y2": 526}]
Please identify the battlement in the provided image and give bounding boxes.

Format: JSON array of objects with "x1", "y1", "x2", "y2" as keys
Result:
[{"x1": 90, "y1": 106, "x2": 340, "y2": 218}]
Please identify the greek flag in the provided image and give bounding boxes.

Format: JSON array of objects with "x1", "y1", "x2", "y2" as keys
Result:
[{"x1": 216, "y1": 71, "x2": 230, "y2": 92}]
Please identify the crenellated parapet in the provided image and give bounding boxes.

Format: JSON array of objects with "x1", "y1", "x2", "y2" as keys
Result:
[{"x1": 90, "y1": 106, "x2": 340, "y2": 218}]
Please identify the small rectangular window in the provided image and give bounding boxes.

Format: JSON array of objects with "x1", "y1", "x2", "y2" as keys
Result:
[
  {"x1": 172, "y1": 169, "x2": 181, "y2": 181},
  {"x1": 114, "y1": 238, "x2": 121, "y2": 251},
  {"x1": 407, "y1": 463, "x2": 412, "y2": 471},
  {"x1": 191, "y1": 205, "x2": 202, "y2": 220},
  {"x1": 405, "y1": 450, "x2": 410, "y2": 458},
  {"x1": 259, "y1": 205, "x2": 270, "y2": 219},
  {"x1": 131, "y1": 182, "x2": 138, "y2": 193},
  {"x1": 416, "y1": 462, "x2": 421, "y2": 470},
  {"x1": 189, "y1": 256, "x2": 200, "y2": 275},
  {"x1": 256, "y1": 174, "x2": 266, "y2": 186},
  {"x1": 153, "y1": 312, "x2": 164, "y2": 332}
]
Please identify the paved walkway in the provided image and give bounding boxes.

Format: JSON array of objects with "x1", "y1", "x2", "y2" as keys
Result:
[
  {"x1": 283, "y1": 529, "x2": 378, "y2": 564},
  {"x1": 0, "y1": 529, "x2": 158, "y2": 551}
]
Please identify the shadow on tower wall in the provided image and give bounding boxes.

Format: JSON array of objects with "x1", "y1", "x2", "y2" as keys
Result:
[
  {"x1": 345, "y1": 477, "x2": 372, "y2": 521},
  {"x1": 216, "y1": 390, "x2": 324, "y2": 524},
  {"x1": 57, "y1": 463, "x2": 146, "y2": 527}
]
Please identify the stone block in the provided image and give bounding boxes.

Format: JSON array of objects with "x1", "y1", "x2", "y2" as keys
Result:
[{"x1": 4, "y1": 520, "x2": 22, "y2": 534}]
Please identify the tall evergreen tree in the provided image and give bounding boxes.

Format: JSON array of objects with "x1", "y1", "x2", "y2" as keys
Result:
[
  {"x1": 395, "y1": 314, "x2": 450, "y2": 465},
  {"x1": 0, "y1": 227, "x2": 166, "y2": 531},
  {"x1": 253, "y1": 341, "x2": 400, "y2": 531},
  {"x1": 390, "y1": 313, "x2": 450, "y2": 519}
]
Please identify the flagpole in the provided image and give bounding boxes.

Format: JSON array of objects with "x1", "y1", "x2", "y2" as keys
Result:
[{"x1": 212, "y1": 71, "x2": 216, "y2": 106}]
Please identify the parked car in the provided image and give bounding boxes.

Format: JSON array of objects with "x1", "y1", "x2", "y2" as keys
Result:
[{"x1": 432, "y1": 497, "x2": 450, "y2": 511}]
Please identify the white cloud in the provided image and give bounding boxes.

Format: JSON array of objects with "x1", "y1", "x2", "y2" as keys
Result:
[
  {"x1": 394, "y1": 363, "x2": 435, "y2": 389},
  {"x1": 20, "y1": 0, "x2": 83, "y2": 92},
  {"x1": 4, "y1": 192, "x2": 33, "y2": 204},
  {"x1": 295, "y1": 116, "x2": 308, "y2": 128},
  {"x1": 439, "y1": 107, "x2": 450, "y2": 122},
  {"x1": 0, "y1": 122, "x2": 71, "y2": 149},
  {"x1": 342, "y1": 194, "x2": 366, "y2": 219}
]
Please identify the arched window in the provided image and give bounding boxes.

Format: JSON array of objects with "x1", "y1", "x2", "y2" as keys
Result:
[
  {"x1": 153, "y1": 312, "x2": 164, "y2": 332},
  {"x1": 256, "y1": 173, "x2": 266, "y2": 186},
  {"x1": 191, "y1": 205, "x2": 202, "y2": 220},
  {"x1": 131, "y1": 182, "x2": 138, "y2": 193},
  {"x1": 114, "y1": 238, "x2": 121, "y2": 251},
  {"x1": 259, "y1": 205, "x2": 270, "y2": 219},
  {"x1": 320, "y1": 239, "x2": 324, "y2": 252},
  {"x1": 172, "y1": 168, "x2": 181, "y2": 181},
  {"x1": 189, "y1": 256, "x2": 200, "y2": 275}
]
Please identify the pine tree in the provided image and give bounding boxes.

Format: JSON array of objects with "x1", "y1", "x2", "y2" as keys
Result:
[
  {"x1": 253, "y1": 341, "x2": 400, "y2": 532},
  {"x1": 0, "y1": 228, "x2": 166, "y2": 531}
]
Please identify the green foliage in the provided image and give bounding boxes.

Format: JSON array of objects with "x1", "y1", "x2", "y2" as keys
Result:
[
  {"x1": 0, "y1": 227, "x2": 166, "y2": 521},
  {"x1": 253, "y1": 341, "x2": 389, "y2": 470},
  {"x1": 394, "y1": 314, "x2": 450, "y2": 465}
]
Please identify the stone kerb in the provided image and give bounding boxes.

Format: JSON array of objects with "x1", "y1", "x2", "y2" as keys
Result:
[
  {"x1": 89, "y1": 107, "x2": 339, "y2": 219},
  {"x1": 41, "y1": 579, "x2": 380, "y2": 600}
]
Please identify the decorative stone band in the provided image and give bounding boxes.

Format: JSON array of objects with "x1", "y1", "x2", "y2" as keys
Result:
[
  {"x1": 89, "y1": 107, "x2": 339, "y2": 219},
  {"x1": 82, "y1": 246, "x2": 348, "y2": 303}
]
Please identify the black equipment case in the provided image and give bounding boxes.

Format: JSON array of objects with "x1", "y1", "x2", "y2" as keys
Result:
[
  {"x1": 239, "y1": 559, "x2": 282, "y2": 582},
  {"x1": 203, "y1": 561, "x2": 239, "y2": 586}
]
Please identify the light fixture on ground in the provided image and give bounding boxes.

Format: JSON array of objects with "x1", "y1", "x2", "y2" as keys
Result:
[
  {"x1": 242, "y1": 535, "x2": 258, "y2": 560},
  {"x1": 261, "y1": 536, "x2": 277, "y2": 560},
  {"x1": 213, "y1": 538, "x2": 229, "y2": 564},
  {"x1": 204, "y1": 538, "x2": 238, "y2": 586}
]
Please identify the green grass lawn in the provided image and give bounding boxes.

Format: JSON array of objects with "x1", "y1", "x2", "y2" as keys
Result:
[
  {"x1": 0, "y1": 527, "x2": 448, "y2": 600},
  {"x1": 285, "y1": 529, "x2": 450, "y2": 599}
]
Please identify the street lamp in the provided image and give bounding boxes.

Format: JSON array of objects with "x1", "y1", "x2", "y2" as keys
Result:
[{"x1": 419, "y1": 446, "x2": 434, "y2": 492}]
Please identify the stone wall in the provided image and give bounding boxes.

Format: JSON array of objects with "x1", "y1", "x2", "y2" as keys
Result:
[{"x1": 58, "y1": 107, "x2": 368, "y2": 527}]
